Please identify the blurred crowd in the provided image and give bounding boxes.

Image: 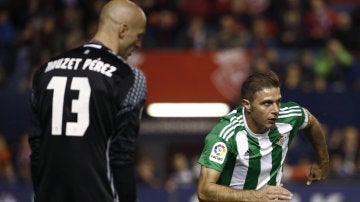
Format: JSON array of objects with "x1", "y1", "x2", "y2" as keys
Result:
[
  {"x1": 137, "y1": 0, "x2": 360, "y2": 93},
  {"x1": 0, "y1": 0, "x2": 360, "y2": 188},
  {"x1": 0, "y1": 0, "x2": 360, "y2": 93}
]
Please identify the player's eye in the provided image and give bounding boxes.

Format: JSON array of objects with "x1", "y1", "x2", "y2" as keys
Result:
[{"x1": 263, "y1": 101, "x2": 272, "y2": 106}]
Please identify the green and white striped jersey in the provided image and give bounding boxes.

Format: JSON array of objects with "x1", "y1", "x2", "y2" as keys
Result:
[{"x1": 198, "y1": 102, "x2": 308, "y2": 190}]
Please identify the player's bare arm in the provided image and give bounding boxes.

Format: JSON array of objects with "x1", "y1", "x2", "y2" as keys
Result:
[
  {"x1": 302, "y1": 108, "x2": 330, "y2": 185},
  {"x1": 197, "y1": 166, "x2": 293, "y2": 202}
]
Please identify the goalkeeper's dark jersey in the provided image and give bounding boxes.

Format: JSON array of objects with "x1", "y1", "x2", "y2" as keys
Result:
[{"x1": 29, "y1": 42, "x2": 146, "y2": 202}]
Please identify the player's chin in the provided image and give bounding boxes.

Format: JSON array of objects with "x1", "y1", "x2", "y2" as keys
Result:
[{"x1": 267, "y1": 120, "x2": 277, "y2": 127}]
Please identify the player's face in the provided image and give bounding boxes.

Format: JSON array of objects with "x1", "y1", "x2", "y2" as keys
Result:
[
  {"x1": 119, "y1": 21, "x2": 146, "y2": 59},
  {"x1": 245, "y1": 87, "x2": 281, "y2": 134}
]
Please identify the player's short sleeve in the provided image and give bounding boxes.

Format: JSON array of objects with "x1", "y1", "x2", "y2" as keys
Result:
[
  {"x1": 299, "y1": 107, "x2": 309, "y2": 129},
  {"x1": 279, "y1": 101, "x2": 308, "y2": 131},
  {"x1": 198, "y1": 121, "x2": 233, "y2": 172}
]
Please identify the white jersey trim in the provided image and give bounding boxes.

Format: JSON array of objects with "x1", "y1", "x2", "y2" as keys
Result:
[{"x1": 299, "y1": 107, "x2": 309, "y2": 129}]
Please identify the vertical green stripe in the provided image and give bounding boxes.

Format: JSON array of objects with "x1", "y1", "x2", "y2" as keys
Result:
[
  {"x1": 269, "y1": 146, "x2": 282, "y2": 185},
  {"x1": 244, "y1": 135, "x2": 260, "y2": 189},
  {"x1": 217, "y1": 153, "x2": 237, "y2": 186},
  {"x1": 269, "y1": 129, "x2": 282, "y2": 185}
]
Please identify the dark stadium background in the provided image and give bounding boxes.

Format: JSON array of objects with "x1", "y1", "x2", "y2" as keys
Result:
[{"x1": 0, "y1": 0, "x2": 360, "y2": 201}]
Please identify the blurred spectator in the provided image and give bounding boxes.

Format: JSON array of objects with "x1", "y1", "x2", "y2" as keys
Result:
[
  {"x1": 328, "y1": 126, "x2": 360, "y2": 178},
  {"x1": 332, "y1": 11, "x2": 357, "y2": 51},
  {"x1": 0, "y1": 133, "x2": 11, "y2": 163},
  {"x1": 5, "y1": 21, "x2": 37, "y2": 93},
  {"x1": 297, "y1": 48, "x2": 316, "y2": 92},
  {"x1": 37, "y1": 15, "x2": 63, "y2": 54},
  {"x1": 244, "y1": 0, "x2": 271, "y2": 15},
  {"x1": 175, "y1": 16, "x2": 212, "y2": 50},
  {"x1": 275, "y1": 0, "x2": 305, "y2": 47},
  {"x1": 250, "y1": 48, "x2": 285, "y2": 76},
  {"x1": 59, "y1": 5, "x2": 84, "y2": 33},
  {"x1": 342, "y1": 126, "x2": 359, "y2": 176},
  {"x1": 0, "y1": 11, "x2": 15, "y2": 87},
  {"x1": 0, "y1": 133, "x2": 16, "y2": 183},
  {"x1": 314, "y1": 38, "x2": 353, "y2": 92},
  {"x1": 63, "y1": 28, "x2": 86, "y2": 50},
  {"x1": 0, "y1": 7, "x2": 15, "y2": 79},
  {"x1": 13, "y1": 131, "x2": 31, "y2": 182},
  {"x1": 303, "y1": 0, "x2": 338, "y2": 47},
  {"x1": 190, "y1": 154, "x2": 201, "y2": 181},
  {"x1": 10, "y1": 0, "x2": 42, "y2": 28},
  {"x1": 229, "y1": 0, "x2": 252, "y2": 29},
  {"x1": 313, "y1": 75, "x2": 328, "y2": 93},
  {"x1": 246, "y1": 15, "x2": 277, "y2": 56},
  {"x1": 136, "y1": 155, "x2": 162, "y2": 188},
  {"x1": 165, "y1": 152, "x2": 194, "y2": 191},
  {"x1": 3, "y1": 161, "x2": 16, "y2": 182},
  {"x1": 329, "y1": 152, "x2": 347, "y2": 178},
  {"x1": 146, "y1": 9, "x2": 180, "y2": 48},
  {"x1": 264, "y1": 48, "x2": 284, "y2": 75},
  {"x1": 58, "y1": 5, "x2": 87, "y2": 50},
  {"x1": 207, "y1": 14, "x2": 248, "y2": 50},
  {"x1": 250, "y1": 55, "x2": 271, "y2": 74},
  {"x1": 283, "y1": 62, "x2": 302, "y2": 91}
]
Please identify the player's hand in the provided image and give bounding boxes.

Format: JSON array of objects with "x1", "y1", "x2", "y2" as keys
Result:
[
  {"x1": 256, "y1": 185, "x2": 293, "y2": 201},
  {"x1": 306, "y1": 161, "x2": 329, "y2": 185}
]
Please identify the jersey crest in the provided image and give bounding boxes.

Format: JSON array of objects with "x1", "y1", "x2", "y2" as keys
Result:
[{"x1": 275, "y1": 134, "x2": 288, "y2": 147}]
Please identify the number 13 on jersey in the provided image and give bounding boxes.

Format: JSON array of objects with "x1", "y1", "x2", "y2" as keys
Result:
[{"x1": 47, "y1": 76, "x2": 91, "y2": 137}]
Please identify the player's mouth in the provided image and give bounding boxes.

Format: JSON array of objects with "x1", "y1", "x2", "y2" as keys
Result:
[{"x1": 268, "y1": 117, "x2": 277, "y2": 124}]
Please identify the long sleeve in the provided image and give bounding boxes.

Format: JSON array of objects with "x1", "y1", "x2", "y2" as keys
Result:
[
  {"x1": 110, "y1": 106, "x2": 143, "y2": 202},
  {"x1": 110, "y1": 65, "x2": 146, "y2": 201},
  {"x1": 29, "y1": 71, "x2": 42, "y2": 194}
]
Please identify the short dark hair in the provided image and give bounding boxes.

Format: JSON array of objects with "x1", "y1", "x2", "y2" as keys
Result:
[{"x1": 241, "y1": 71, "x2": 280, "y2": 101}]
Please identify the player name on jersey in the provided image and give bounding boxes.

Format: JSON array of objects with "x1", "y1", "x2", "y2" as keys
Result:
[{"x1": 44, "y1": 58, "x2": 117, "y2": 77}]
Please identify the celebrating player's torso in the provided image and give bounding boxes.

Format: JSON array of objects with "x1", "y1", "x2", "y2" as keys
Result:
[{"x1": 198, "y1": 102, "x2": 307, "y2": 190}]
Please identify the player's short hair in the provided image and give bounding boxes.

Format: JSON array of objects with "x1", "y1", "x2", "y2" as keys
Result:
[{"x1": 241, "y1": 71, "x2": 280, "y2": 101}]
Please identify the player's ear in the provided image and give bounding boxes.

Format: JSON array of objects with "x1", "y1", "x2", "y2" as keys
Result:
[
  {"x1": 118, "y1": 23, "x2": 128, "y2": 39},
  {"x1": 242, "y1": 99, "x2": 251, "y2": 112}
]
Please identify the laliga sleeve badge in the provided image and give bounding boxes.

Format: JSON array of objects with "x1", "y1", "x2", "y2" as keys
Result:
[{"x1": 209, "y1": 142, "x2": 227, "y2": 164}]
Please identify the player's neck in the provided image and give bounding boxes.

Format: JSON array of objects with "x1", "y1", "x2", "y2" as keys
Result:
[{"x1": 89, "y1": 39, "x2": 105, "y2": 46}]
